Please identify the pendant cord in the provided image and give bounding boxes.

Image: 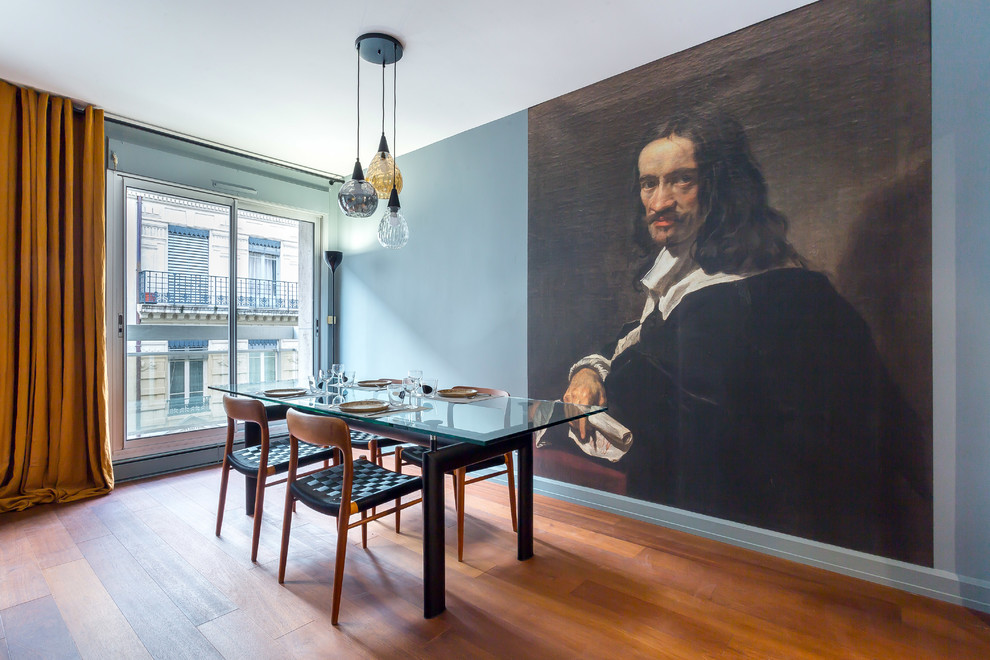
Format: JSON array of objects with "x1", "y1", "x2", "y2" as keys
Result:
[
  {"x1": 355, "y1": 45, "x2": 360, "y2": 159},
  {"x1": 392, "y1": 49, "x2": 397, "y2": 181},
  {"x1": 381, "y1": 61, "x2": 386, "y2": 139}
]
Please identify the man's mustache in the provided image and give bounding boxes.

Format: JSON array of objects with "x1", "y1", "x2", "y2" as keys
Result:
[{"x1": 646, "y1": 210, "x2": 680, "y2": 224}]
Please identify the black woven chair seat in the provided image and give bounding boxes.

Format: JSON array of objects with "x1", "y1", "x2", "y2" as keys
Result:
[
  {"x1": 349, "y1": 429, "x2": 403, "y2": 450},
  {"x1": 228, "y1": 434, "x2": 337, "y2": 476},
  {"x1": 399, "y1": 444, "x2": 508, "y2": 472},
  {"x1": 291, "y1": 459, "x2": 422, "y2": 516}
]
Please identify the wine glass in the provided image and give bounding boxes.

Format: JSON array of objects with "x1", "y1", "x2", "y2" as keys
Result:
[
  {"x1": 407, "y1": 369, "x2": 422, "y2": 395},
  {"x1": 402, "y1": 377, "x2": 418, "y2": 401},
  {"x1": 331, "y1": 363, "x2": 345, "y2": 387}
]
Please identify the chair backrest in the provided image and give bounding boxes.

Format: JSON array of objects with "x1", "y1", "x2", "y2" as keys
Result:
[
  {"x1": 222, "y1": 394, "x2": 269, "y2": 426},
  {"x1": 454, "y1": 386, "x2": 510, "y2": 398},
  {"x1": 222, "y1": 394, "x2": 271, "y2": 450},
  {"x1": 286, "y1": 409, "x2": 356, "y2": 512},
  {"x1": 285, "y1": 408, "x2": 352, "y2": 454}
]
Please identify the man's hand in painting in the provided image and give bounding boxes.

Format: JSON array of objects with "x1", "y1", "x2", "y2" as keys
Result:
[{"x1": 563, "y1": 367, "x2": 607, "y2": 439}]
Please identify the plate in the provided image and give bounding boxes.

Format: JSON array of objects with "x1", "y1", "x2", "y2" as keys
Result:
[
  {"x1": 357, "y1": 379, "x2": 392, "y2": 388},
  {"x1": 339, "y1": 400, "x2": 390, "y2": 413},
  {"x1": 263, "y1": 388, "x2": 307, "y2": 398},
  {"x1": 437, "y1": 388, "x2": 478, "y2": 398}
]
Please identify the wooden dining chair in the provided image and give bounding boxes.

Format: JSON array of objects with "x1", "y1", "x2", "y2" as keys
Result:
[
  {"x1": 394, "y1": 386, "x2": 516, "y2": 562},
  {"x1": 279, "y1": 409, "x2": 423, "y2": 625},
  {"x1": 216, "y1": 395, "x2": 340, "y2": 562},
  {"x1": 348, "y1": 428, "x2": 404, "y2": 467},
  {"x1": 344, "y1": 379, "x2": 405, "y2": 467}
]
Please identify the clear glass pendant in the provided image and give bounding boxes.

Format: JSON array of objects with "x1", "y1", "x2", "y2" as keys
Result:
[{"x1": 377, "y1": 205, "x2": 409, "y2": 249}]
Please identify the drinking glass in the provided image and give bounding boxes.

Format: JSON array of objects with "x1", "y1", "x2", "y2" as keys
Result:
[
  {"x1": 387, "y1": 383, "x2": 406, "y2": 406},
  {"x1": 420, "y1": 378, "x2": 438, "y2": 396},
  {"x1": 307, "y1": 374, "x2": 318, "y2": 393},
  {"x1": 330, "y1": 363, "x2": 345, "y2": 386},
  {"x1": 341, "y1": 370, "x2": 355, "y2": 387}
]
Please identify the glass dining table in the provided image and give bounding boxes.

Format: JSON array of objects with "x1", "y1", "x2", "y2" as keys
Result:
[{"x1": 209, "y1": 381, "x2": 606, "y2": 618}]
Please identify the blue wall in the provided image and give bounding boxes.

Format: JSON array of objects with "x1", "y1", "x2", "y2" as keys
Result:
[
  {"x1": 932, "y1": 0, "x2": 990, "y2": 583},
  {"x1": 335, "y1": 2, "x2": 990, "y2": 607},
  {"x1": 337, "y1": 111, "x2": 528, "y2": 396}
]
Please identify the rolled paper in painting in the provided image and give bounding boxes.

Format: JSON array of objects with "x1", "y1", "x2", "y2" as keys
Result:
[
  {"x1": 564, "y1": 413, "x2": 633, "y2": 463},
  {"x1": 588, "y1": 413, "x2": 632, "y2": 450},
  {"x1": 534, "y1": 402, "x2": 633, "y2": 463}
]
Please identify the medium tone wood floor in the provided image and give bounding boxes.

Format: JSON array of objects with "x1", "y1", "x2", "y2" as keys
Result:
[{"x1": 1, "y1": 464, "x2": 988, "y2": 659}]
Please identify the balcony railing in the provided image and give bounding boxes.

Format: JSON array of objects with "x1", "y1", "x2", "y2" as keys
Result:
[
  {"x1": 167, "y1": 394, "x2": 212, "y2": 415},
  {"x1": 138, "y1": 270, "x2": 298, "y2": 312}
]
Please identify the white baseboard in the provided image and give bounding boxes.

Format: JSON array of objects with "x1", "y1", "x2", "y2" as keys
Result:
[{"x1": 532, "y1": 475, "x2": 990, "y2": 615}]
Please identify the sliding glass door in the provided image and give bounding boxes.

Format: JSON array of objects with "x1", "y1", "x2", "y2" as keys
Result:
[
  {"x1": 235, "y1": 208, "x2": 316, "y2": 388},
  {"x1": 107, "y1": 176, "x2": 321, "y2": 459},
  {"x1": 123, "y1": 186, "x2": 231, "y2": 439}
]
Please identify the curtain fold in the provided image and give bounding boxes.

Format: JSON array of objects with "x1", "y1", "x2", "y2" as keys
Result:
[{"x1": 0, "y1": 79, "x2": 112, "y2": 512}]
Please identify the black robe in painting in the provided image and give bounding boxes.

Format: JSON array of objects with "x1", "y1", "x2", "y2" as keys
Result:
[{"x1": 605, "y1": 268, "x2": 932, "y2": 565}]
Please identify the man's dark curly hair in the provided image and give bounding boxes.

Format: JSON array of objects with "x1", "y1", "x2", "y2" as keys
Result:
[{"x1": 631, "y1": 107, "x2": 802, "y2": 274}]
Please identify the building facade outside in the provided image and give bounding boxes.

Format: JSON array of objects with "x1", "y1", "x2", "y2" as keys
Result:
[{"x1": 125, "y1": 189, "x2": 313, "y2": 439}]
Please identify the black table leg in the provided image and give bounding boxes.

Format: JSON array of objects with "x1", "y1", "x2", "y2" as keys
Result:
[
  {"x1": 244, "y1": 420, "x2": 261, "y2": 515},
  {"x1": 423, "y1": 435, "x2": 445, "y2": 618},
  {"x1": 517, "y1": 432, "x2": 534, "y2": 560}
]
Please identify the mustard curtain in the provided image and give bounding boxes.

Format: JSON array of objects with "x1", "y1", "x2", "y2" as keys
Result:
[{"x1": 0, "y1": 79, "x2": 112, "y2": 511}]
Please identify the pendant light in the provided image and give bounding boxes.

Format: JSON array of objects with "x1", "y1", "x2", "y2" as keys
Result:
[
  {"x1": 377, "y1": 190, "x2": 408, "y2": 249},
  {"x1": 337, "y1": 42, "x2": 378, "y2": 217},
  {"x1": 377, "y1": 47, "x2": 409, "y2": 250},
  {"x1": 364, "y1": 36, "x2": 403, "y2": 199}
]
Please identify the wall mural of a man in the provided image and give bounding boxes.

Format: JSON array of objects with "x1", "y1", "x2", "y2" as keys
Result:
[{"x1": 529, "y1": 0, "x2": 933, "y2": 565}]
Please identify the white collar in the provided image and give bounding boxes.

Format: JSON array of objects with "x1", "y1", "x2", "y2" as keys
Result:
[
  {"x1": 640, "y1": 249, "x2": 694, "y2": 295},
  {"x1": 640, "y1": 250, "x2": 746, "y2": 321}
]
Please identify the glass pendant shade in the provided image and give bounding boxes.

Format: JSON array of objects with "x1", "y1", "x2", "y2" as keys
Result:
[
  {"x1": 338, "y1": 160, "x2": 379, "y2": 217},
  {"x1": 377, "y1": 200, "x2": 409, "y2": 249},
  {"x1": 366, "y1": 134, "x2": 403, "y2": 198}
]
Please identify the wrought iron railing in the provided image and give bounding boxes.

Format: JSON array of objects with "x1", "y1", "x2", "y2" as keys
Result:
[
  {"x1": 167, "y1": 394, "x2": 212, "y2": 415},
  {"x1": 137, "y1": 270, "x2": 298, "y2": 311}
]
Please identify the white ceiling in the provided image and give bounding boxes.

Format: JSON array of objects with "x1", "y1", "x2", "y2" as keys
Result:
[{"x1": 0, "y1": 0, "x2": 814, "y2": 178}]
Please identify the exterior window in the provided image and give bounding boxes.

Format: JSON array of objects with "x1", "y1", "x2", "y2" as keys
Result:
[
  {"x1": 167, "y1": 340, "x2": 208, "y2": 414},
  {"x1": 248, "y1": 339, "x2": 278, "y2": 383},
  {"x1": 167, "y1": 225, "x2": 210, "y2": 305},
  {"x1": 246, "y1": 237, "x2": 280, "y2": 308}
]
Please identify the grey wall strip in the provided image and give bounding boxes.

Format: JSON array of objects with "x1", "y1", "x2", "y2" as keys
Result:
[
  {"x1": 106, "y1": 115, "x2": 344, "y2": 184},
  {"x1": 532, "y1": 475, "x2": 990, "y2": 615},
  {"x1": 114, "y1": 444, "x2": 229, "y2": 482}
]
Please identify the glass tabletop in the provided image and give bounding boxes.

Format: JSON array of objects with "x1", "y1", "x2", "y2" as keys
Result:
[{"x1": 209, "y1": 381, "x2": 605, "y2": 446}]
